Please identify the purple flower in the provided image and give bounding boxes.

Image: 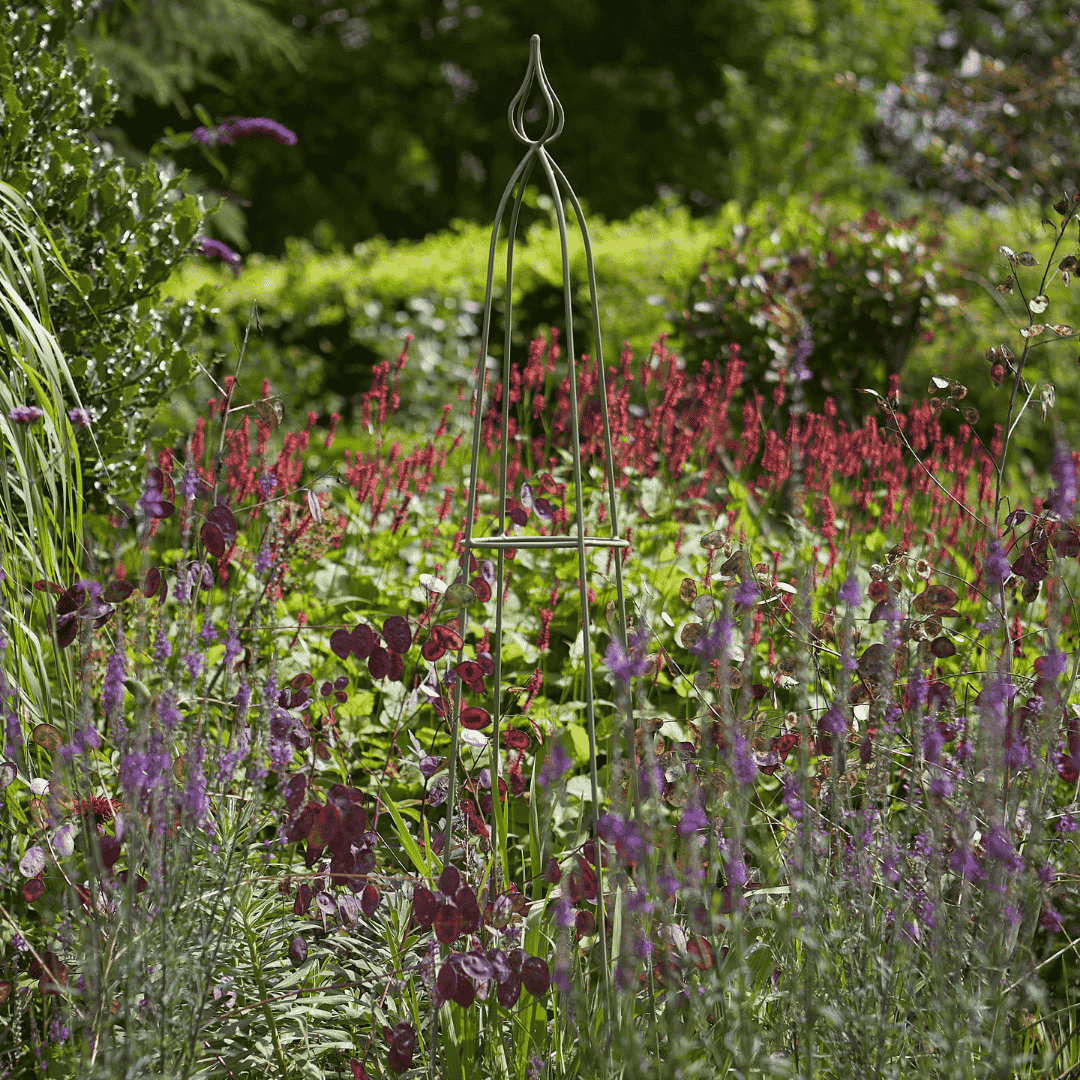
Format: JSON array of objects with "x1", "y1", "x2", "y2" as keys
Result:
[
  {"x1": 732, "y1": 733, "x2": 756, "y2": 786},
  {"x1": 838, "y1": 572, "x2": 862, "y2": 606},
  {"x1": 922, "y1": 726, "x2": 944, "y2": 763},
  {"x1": 184, "y1": 650, "x2": 206, "y2": 683},
  {"x1": 949, "y1": 843, "x2": 984, "y2": 880},
  {"x1": 1050, "y1": 442, "x2": 1077, "y2": 518},
  {"x1": 223, "y1": 616, "x2": 242, "y2": 670},
  {"x1": 198, "y1": 620, "x2": 218, "y2": 645},
  {"x1": 733, "y1": 578, "x2": 760, "y2": 607},
  {"x1": 929, "y1": 770, "x2": 955, "y2": 799},
  {"x1": 137, "y1": 482, "x2": 169, "y2": 519},
  {"x1": 1041, "y1": 904, "x2": 1064, "y2": 934},
  {"x1": 258, "y1": 471, "x2": 278, "y2": 498},
  {"x1": 254, "y1": 547, "x2": 274, "y2": 576},
  {"x1": 217, "y1": 117, "x2": 298, "y2": 146},
  {"x1": 191, "y1": 126, "x2": 213, "y2": 146},
  {"x1": 677, "y1": 802, "x2": 709, "y2": 837},
  {"x1": 182, "y1": 741, "x2": 210, "y2": 826},
  {"x1": 791, "y1": 329, "x2": 814, "y2": 382},
  {"x1": 67, "y1": 407, "x2": 91, "y2": 429},
  {"x1": 195, "y1": 237, "x2": 243, "y2": 277},
  {"x1": 1041, "y1": 649, "x2": 1068, "y2": 680},
  {"x1": 984, "y1": 541, "x2": 1012, "y2": 587},
  {"x1": 179, "y1": 466, "x2": 200, "y2": 506},
  {"x1": 1059, "y1": 811, "x2": 1078, "y2": 836},
  {"x1": 551, "y1": 896, "x2": 576, "y2": 929},
  {"x1": 985, "y1": 824, "x2": 1023, "y2": 872},
  {"x1": 538, "y1": 741, "x2": 572, "y2": 789},
  {"x1": 152, "y1": 630, "x2": 172, "y2": 664},
  {"x1": 690, "y1": 615, "x2": 734, "y2": 663},
  {"x1": 101, "y1": 650, "x2": 126, "y2": 719},
  {"x1": 8, "y1": 404, "x2": 43, "y2": 424},
  {"x1": 605, "y1": 630, "x2": 649, "y2": 686},
  {"x1": 782, "y1": 773, "x2": 804, "y2": 820}
]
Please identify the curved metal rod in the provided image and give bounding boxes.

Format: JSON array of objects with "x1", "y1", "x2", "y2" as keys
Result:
[{"x1": 447, "y1": 36, "x2": 631, "y2": 1024}]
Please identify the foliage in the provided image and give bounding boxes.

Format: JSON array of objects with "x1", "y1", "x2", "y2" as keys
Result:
[
  {"x1": 74, "y1": 0, "x2": 302, "y2": 118},
  {"x1": 0, "y1": 0, "x2": 212, "y2": 504},
  {"x1": 865, "y1": 0, "x2": 1080, "y2": 211},
  {"x1": 89, "y1": 0, "x2": 940, "y2": 255}
]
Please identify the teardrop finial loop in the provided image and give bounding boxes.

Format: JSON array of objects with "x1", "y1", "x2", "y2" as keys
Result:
[{"x1": 507, "y1": 34, "x2": 564, "y2": 147}]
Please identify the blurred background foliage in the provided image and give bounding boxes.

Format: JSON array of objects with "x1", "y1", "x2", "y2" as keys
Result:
[{"x1": 32, "y1": 0, "x2": 1080, "y2": 485}]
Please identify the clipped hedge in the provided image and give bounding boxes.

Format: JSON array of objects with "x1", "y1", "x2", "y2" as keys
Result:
[{"x1": 160, "y1": 189, "x2": 1080, "y2": 471}]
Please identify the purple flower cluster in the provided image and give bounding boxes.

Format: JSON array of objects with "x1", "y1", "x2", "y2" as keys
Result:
[
  {"x1": 791, "y1": 329, "x2": 814, "y2": 383},
  {"x1": 1050, "y1": 442, "x2": 1078, "y2": 518},
  {"x1": 192, "y1": 117, "x2": 298, "y2": 147},
  {"x1": 8, "y1": 404, "x2": 43, "y2": 424},
  {"x1": 538, "y1": 741, "x2": 572, "y2": 790},
  {"x1": 196, "y1": 237, "x2": 243, "y2": 277},
  {"x1": 67, "y1": 407, "x2": 92, "y2": 429},
  {"x1": 983, "y1": 541, "x2": 1012, "y2": 587},
  {"x1": 838, "y1": 572, "x2": 863, "y2": 606},
  {"x1": 101, "y1": 650, "x2": 126, "y2": 719},
  {"x1": 605, "y1": 629, "x2": 650, "y2": 686}
]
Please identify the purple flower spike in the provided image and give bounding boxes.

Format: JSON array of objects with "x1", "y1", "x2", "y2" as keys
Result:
[
  {"x1": 605, "y1": 630, "x2": 650, "y2": 686},
  {"x1": 1050, "y1": 442, "x2": 1078, "y2": 519},
  {"x1": 984, "y1": 541, "x2": 1012, "y2": 587},
  {"x1": 191, "y1": 126, "x2": 214, "y2": 146},
  {"x1": 8, "y1": 405, "x2": 43, "y2": 424},
  {"x1": 195, "y1": 237, "x2": 243, "y2": 277},
  {"x1": 67, "y1": 407, "x2": 92, "y2": 429},
  {"x1": 538, "y1": 741, "x2": 572, "y2": 790},
  {"x1": 838, "y1": 572, "x2": 862, "y2": 606},
  {"x1": 218, "y1": 118, "x2": 298, "y2": 147}
]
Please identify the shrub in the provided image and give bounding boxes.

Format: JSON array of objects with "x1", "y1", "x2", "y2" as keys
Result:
[{"x1": 0, "y1": 0, "x2": 212, "y2": 504}]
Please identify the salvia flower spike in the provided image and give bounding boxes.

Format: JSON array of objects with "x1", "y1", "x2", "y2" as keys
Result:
[{"x1": 449, "y1": 34, "x2": 632, "y2": 1021}]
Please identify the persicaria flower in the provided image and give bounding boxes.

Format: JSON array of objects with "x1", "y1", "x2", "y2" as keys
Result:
[
  {"x1": 195, "y1": 237, "x2": 242, "y2": 277},
  {"x1": 8, "y1": 404, "x2": 43, "y2": 424}
]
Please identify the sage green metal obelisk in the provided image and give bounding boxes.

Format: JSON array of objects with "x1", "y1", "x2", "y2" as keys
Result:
[{"x1": 441, "y1": 34, "x2": 632, "y2": 1011}]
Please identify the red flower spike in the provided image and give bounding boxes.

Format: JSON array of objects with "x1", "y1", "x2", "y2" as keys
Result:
[{"x1": 383, "y1": 615, "x2": 412, "y2": 653}]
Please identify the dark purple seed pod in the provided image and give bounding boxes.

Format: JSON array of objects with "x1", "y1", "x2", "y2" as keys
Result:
[{"x1": 288, "y1": 935, "x2": 308, "y2": 967}]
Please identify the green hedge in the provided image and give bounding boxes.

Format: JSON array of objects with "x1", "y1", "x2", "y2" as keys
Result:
[{"x1": 159, "y1": 189, "x2": 1080, "y2": 472}]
